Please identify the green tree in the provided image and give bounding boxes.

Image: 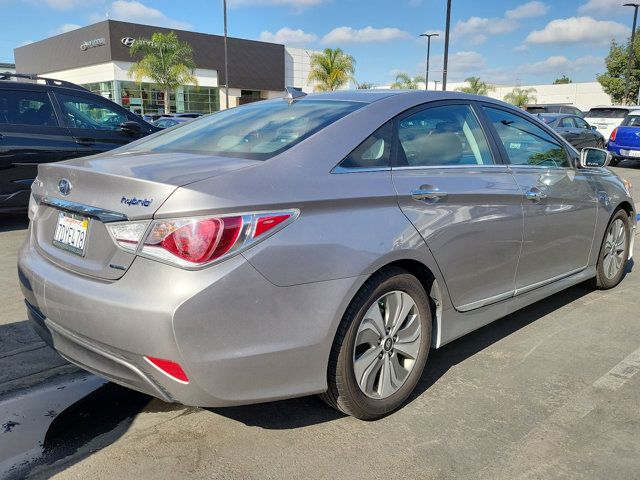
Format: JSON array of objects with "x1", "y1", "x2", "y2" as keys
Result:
[
  {"x1": 597, "y1": 33, "x2": 640, "y2": 104},
  {"x1": 553, "y1": 75, "x2": 572, "y2": 84},
  {"x1": 504, "y1": 87, "x2": 537, "y2": 108},
  {"x1": 455, "y1": 76, "x2": 494, "y2": 95},
  {"x1": 307, "y1": 48, "x2": 356, "y2": 92},
  {"x1": 128, "y1": 32, "x2": 197, "y2": 114},
  {"x1": 390, "y1": 73, "x2": 425, "y2": 90},
  {"x1": 356, "y1": 81, "x2": 375, "y2": 89}
]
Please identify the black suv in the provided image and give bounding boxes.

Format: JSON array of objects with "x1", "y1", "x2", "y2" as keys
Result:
[
  {"x1": 0, "y1": 73, "x2": 159, "y2": 214},
  {"x1": 525, "y1": 103, "x2": 584, "y2": 118}
]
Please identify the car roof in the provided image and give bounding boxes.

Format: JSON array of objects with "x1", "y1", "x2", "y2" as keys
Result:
[
  {"x1": 588, "y1": 105, "x2": 635, "y2": 110},
  {"x1": 297, "y1": 89, "x2": 509, "y2": 105},
  {"x1": 539, "y1": 113, "x2": 572, "y2": 118}
]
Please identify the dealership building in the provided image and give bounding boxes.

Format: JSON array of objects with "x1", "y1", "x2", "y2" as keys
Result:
[{"x1": 14, "y1": 20, "x2": 319, "y2": 114}]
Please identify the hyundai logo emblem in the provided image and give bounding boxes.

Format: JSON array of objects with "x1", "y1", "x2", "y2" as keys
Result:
[
  {"x1": 58, "y1": 178, "x2": 72, "y2": 196},
  {"x1": 121, "y1": 37, "x2": 135, "y2": 48}
]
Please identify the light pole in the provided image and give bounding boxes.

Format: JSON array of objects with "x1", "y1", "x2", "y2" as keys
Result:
[
  {"x1": 223, "y1": 0, "x2": 229, "y2": 109},
  {"x1": 442, "y1": 0, "x2": 452, "y2": 90},
  {"x1": 624, "y1": 3, "x2": 640, "y2": 104},
  {"x1": 420, "y1": 32, "x2": 439, "y2": 90}
]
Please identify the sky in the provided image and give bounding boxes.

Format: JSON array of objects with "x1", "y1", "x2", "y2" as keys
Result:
[{"x1": 0, "y1": 0, "x2": 636, "y2": 86}]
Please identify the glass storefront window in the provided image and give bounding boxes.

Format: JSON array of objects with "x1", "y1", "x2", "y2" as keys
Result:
[{"x1": 82, "y1": 81, "x2": 219, "y2": 115}]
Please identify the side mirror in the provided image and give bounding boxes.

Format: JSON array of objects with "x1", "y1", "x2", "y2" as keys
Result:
[
  {"x1": 120, "y1": 121, "x2": 143, "y2": 135},
  {"x1": 590, "y1": 125, "x2": 597, "y2": 130},
  {"x1": 580, "y1": 147, "x2": 611, "y2": 168}
]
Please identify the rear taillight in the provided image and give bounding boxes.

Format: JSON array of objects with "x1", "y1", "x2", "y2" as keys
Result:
[
  {"x1": 133, "y1": 210, "x2": 298, "y2": 268},
  {"x1": 106, "y1": 221, "x2": 150, "y2": 252},
  {"x1": 610, "y1": 127, "x2": 618, "y2": 142}
]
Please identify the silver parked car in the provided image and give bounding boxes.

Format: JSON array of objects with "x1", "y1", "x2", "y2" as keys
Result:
[{"x1": 19, "y1": 91, "x2": 636, "y2": 420}]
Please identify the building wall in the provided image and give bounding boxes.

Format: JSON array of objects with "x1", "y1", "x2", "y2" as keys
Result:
[
  {"x1": 285, "y1": 47, "x2": 318, "y2": 93},
  {"x1": 443, "y1": 81, "x2": 612, "y2": 111}
]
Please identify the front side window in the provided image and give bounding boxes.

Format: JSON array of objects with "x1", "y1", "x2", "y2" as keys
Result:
[
  {"x1": 0, "y1": 89, "x2": 57, "y2": 127},
  {"x1": 58, "y1": 93, "x2": 127, "y2": 131},
  {"x1": 574, "y1": 117, "x2": 589, "y2": 129},
  {"x1": 396, "y1": 104, "x2": 494, "y2": 167},
  {"x1": 338, "y1": 122, "x2": 392, "y2": 169},
  {"x1": 560, "y1": 117, "x2": 575, "y2": 128},
  {"x1": 126, "y1": 99, "x2": 363, "y2": 160},
  {"x1": 483, "y1": 106, "x2": 571, "y2": 168}
]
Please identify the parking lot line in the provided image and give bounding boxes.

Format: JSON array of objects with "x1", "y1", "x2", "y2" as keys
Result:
[{"x1": 592, "y1": 346, "x2": 640, "y2": 391}]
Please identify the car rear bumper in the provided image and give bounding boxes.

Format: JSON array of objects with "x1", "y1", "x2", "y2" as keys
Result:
[{"x1": 18, "y1": 226, "x2": 364, "y2": 407}]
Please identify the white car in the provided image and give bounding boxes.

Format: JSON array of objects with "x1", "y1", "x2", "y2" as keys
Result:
[{"x1": 585, "y1": 106, "x2": 637, "y2": 143}]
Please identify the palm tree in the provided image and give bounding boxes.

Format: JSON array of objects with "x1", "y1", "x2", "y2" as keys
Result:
[
  {"x1": 456, "y1": 76, "x2": 494, "y2": 95},
  {"x1": 128, "y1": 32, "x2": 197, "y2": 113},
  {"x1": 503, "y1": 87, "x2": 537, "y2": 108},
  {"x1": 390, "y1": 73, "x2": 425, "y2": 90},
  {"x1": 307, "y1": 48, "x2": 356, "y2": 92}
]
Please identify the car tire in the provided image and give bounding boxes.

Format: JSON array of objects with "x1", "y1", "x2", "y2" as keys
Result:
[
  {"x1": 594, "y1": 209, "x2": 631, "y2": 290},
  {"x1": 596, "y1": 139, "x2": 605, "y2": 149},
  {"x1": 609, "y1": 157, "x2": 620, "y2": 167},
  {"x1": 320, "y1": 267, "x2": 432, "y2": 420}
]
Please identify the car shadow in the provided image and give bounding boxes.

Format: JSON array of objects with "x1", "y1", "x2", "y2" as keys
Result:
[
  {"x1": 0, "y1": 215, "x2": 28, "y2": 233},
  {"x1": 208, "y1": 281, "x2": 595, "y2": 429}
]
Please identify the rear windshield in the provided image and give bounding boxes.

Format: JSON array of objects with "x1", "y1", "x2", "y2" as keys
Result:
[
  {"x1": 125, "y1": 99, "x2": 363, "y2": 160},
  {"x1": 621, "y1": 115, "x2": 640, "y2": 127},
  {"x1": 585, "y1": 108, "x2": 629, "y2": 119},
  {"x1": 527, "y1": 107, "x2": 548, "y2": 114}
]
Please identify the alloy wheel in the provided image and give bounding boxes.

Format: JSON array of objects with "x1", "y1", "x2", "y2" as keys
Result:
[
  {"x1": 603, "y1": 218, "x2": 627, "y2": 280},
  {"x1": 352, "y1": 290, "x2": 421, "y2": 399}
]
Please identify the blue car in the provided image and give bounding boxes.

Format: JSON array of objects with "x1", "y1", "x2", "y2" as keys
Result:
[{"x1": 607, "y1": 110, "x2": 640, "y2": 166}]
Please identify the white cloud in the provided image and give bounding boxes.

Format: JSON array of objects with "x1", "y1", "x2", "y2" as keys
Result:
[
  {"x1": 518, "y1": 55, "x2": 603, "y2": 74},
  {"x1": 229, "y1": 0, "x2": 324, "y2": 6},
  {"x1": 428, "y1": 50, "x2": 486, "y2": 75},
  {"x1": 259, "y1": 27, "x2": 317, "y2": 45},
  {"x1": 96, "y1": 1, "x2": 192, "y2": 30},
  {"x1": 453, "y1": 17, "x2": 516, "y2": 45},
  {"x1": 505, "y1": 1, "x2": 548, "y2": 20},
  {"x1": 18, "y1": 40, "x2": 34, "y2": 47},
  {"x1": 526, "y1": 16, "x2": 629, "y2": 45},
  {"x1": 514, "y1": 44, "x2": 530, "y2": 53},
  {"x1": 579, "y1": 0, "x2": 627, "y2": 14},
  {"x1": 322, "y1": 26, "x2": 411, "y2": 44},
  {"x1": 51, "y1": 23, "x2": 82, "y2": 36}
]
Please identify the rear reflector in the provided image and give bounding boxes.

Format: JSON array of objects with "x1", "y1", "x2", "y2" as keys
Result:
[{"x1": 145, "y1": 356, "x2": 189, "y2": 383}]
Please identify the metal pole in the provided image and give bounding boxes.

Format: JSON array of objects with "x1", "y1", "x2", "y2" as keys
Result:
[
  {"x1": 420, "y1": 33, "x2": 439, "y2": 90},
  {"x1": 426, "y1": 36, "x2": 431, "y2": 90},
  {"x1": 442, "y1": 0, "x2": 452, "y2": 91},
  {"x1": 434, "y1": 80, "x2": 439, "y2": 91},
  {"x1": 223, "y1": 0, "x2": 229, "y2": 109},
  {"x1": 624, "y1": 3, "x2": 639, "y2": 104}
]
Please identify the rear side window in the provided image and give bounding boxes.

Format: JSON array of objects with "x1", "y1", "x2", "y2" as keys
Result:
[
  {"x1": 621, "y1": 115, "x2": 640, "y2": 127},
  {"x1": 0, "y1": 89, "x2": 58, "y2": 126},
  {"x1": 483, "y1": 106, "x2": 571, "y2": 168},
  {"x1": 396, "y1": 104, "x2": 494, "y2": 167},
  {"x1": 126, "y1": 99, "x2": 363, "y2": 160},
  {"x1": 574, "y1": 117, "x2": 589, "y2": 129},
  {"x1": 585, "y1": 108, "x2": 629, "y2": 119},
  {"x1": 58, "y1": 93, "x2": 128, "y2": 131},
  {"x1": 338, "y1": 122, "x2": 392, "y2": 169}
]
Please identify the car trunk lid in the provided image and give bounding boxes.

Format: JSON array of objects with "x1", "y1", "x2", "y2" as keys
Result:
[
  {"x1": 612, "y1": 126, "x2": 640, "y2": 147},
  {"x1": 31, "y1": 151, "x2": 261, "y2": 280}
]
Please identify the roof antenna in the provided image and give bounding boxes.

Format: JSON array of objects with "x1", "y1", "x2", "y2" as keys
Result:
[{"x1": 284, "y1": 86, "x2": 306, "y2": 103}]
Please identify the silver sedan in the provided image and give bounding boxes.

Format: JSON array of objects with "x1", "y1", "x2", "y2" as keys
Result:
[{"x1": 19, "y1": 90, "x2": 636, "y2": 419}]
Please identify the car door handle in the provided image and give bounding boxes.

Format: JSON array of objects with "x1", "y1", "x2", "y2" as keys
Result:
[
  {"x1": 73, "y1": 137, "x2": 95, "y2": 146},
  {"x1": 525, "y1": 187, "x2": 547, "y2": 202},
  {"x1": 411, "y1": 187, "x2": 448, "y2": 202}
]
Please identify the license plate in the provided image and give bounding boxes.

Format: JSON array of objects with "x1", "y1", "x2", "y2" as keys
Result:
[
  {"x1": 629, "y1": 150, "x2": 640, "y2": 158},
  {"x1": 53, "y1": 212, "x2": 89, "y2": 256}
]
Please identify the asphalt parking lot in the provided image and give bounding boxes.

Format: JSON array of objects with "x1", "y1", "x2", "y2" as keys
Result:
[{"x1": 1, "y1": 165, "x2": 640, "y2": 480}]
